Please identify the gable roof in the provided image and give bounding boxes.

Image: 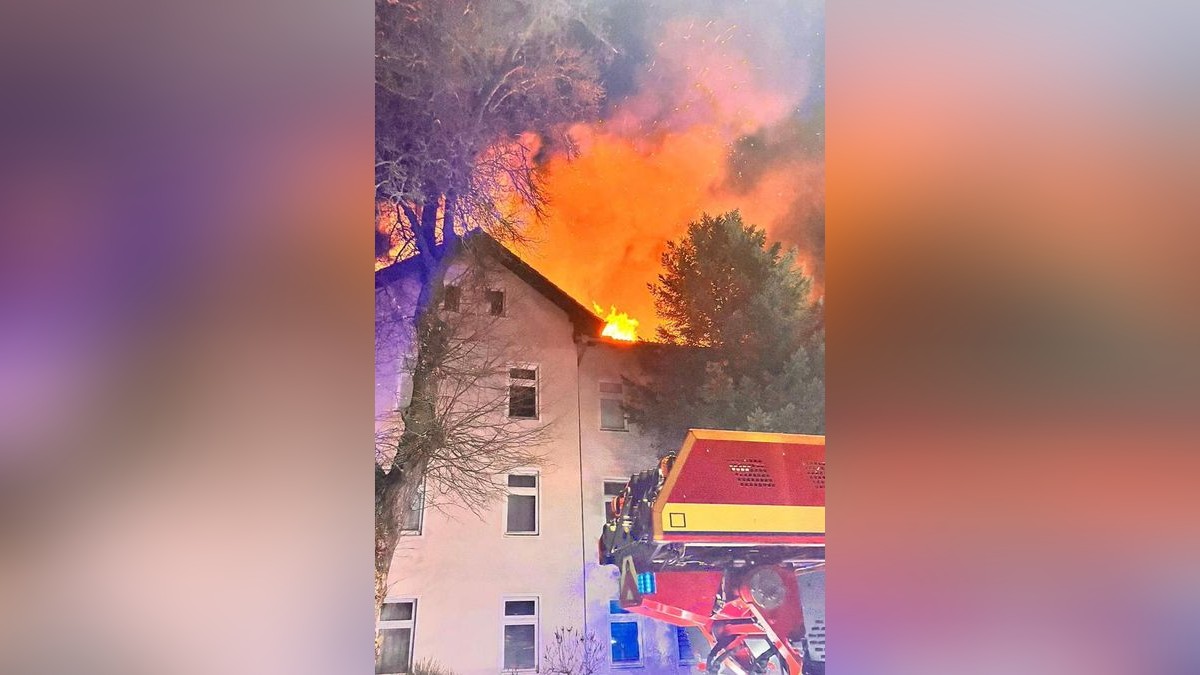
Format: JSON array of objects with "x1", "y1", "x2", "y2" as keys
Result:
[{"x1": 375, "y1": 230, "x2": 605, "y2": 338}]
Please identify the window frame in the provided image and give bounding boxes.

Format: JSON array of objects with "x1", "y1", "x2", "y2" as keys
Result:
[
  {"x1": 399, "y1": 477, "x2": 425, "y2": 535},
  {"x1": 603, "y1": 479, "x2": 626, "y2": 521},
  {"x1": 377, "y1": 597, "x2": 417, "y2": 675},
  {"x1": 442, "y1": 284, "x2": 461, "y2": 312},
  {"x1": 598, "y1": 380, "x2": 628, "y2": 431},
  {"x1": 608, "y1": 602, "x2": 644, "y2": 668},
  {"x1": 676, "y1": 626, "x2": 697, "y2": 666},
  {"x1": 507, "y1": 364, "x2": 540, "y2": 420},
  {"x1": 486, "y1": 288, "x2": 506, "y2": 317},
  {"x1": 504, "y1": 470, "x2": 540, "y2": 536},
  {"x1": 500, "y1": 595, "x2": 540, "y2": 673}
]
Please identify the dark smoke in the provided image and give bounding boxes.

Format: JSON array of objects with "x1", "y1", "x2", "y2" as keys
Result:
[{"x1": 599, "y1": 0, "x2": 826, "y2": 283}]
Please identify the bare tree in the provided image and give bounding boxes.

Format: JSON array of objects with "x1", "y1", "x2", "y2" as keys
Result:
[
  {"x1": 375, "y1": 243, "x2": 560, "y2": 615},
  {"x1": 373, "y1": 0, "x2": 611, "y2": 631},
  {"x1": 376, "y1": 247, "x2": 555, "y2": 511},
  {"x1": 542, "y1": 627, "x2": 605, "y2": 675},
  {"x1": 409, "y1": 657, "x2": 458, "y2": 675},
  {"x1": 375, "y1": 0, "x2": 610, "y2": 264}
]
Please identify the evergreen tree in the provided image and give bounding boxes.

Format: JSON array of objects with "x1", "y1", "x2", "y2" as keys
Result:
[{"x1": 629, "y1": 211, "x2": 824, "y2": 450}]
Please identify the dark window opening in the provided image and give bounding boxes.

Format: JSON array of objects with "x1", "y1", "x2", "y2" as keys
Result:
[
  {"x1": 487, "y1": 289, "x2": 505, "y2": 316},
  {"x1": 509, "y1": 386, "x2": 537, "y2": 418},
  {"x1": 600, "y1": 398, "x2": 626, "y2": 430},
  {"x1": 377, "y1": 600, "x2": 416, "y2": 674},
  {"x1": 442, "y1": 285, "x2": 461, "y2": 312},
  {"x1": 400, "y1": 479, "x2": 425, "y2": 533},
  {"x1": 508, "y1": 474, "x2": 538, "y2": 488},
  {"x1": 505, "y1": 600, "x2": 537, "y2": 616},
  {"x1": 503, "y1": 624, "x2": 536, "y2": 670},
  {"x1": 507, "y1": 494, "x2": 537, "y2": 533},
  {"x1": 508, "y1": 368, "x2": 538, "y2": 419}
]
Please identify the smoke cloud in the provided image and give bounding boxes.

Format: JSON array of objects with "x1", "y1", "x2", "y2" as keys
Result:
[{"x1": 519, "y1": 0, "x2": 825, "y2": 336}]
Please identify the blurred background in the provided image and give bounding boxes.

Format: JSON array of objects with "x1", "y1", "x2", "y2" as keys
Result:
[{"x1": 827, "y1": 2, "x2": 1200, "y2": 674}]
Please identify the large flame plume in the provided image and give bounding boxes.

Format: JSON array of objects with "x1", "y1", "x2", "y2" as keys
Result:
[
  {"x1": 378, "y1": 4, "x2": 825, "y2": 339},
  {"x1": 518, "y1": 4, "x2": 825, "y2": 338},
  {"x1": 592, "y1": 303, "x2": 640, "y2": 342}
]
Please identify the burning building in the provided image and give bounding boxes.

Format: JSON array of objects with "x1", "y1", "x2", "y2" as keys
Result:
[{"x1": 375, "y1": 232, "x2": 696, "y2": 674}]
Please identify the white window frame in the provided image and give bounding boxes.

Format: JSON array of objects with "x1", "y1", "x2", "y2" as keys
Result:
[
  {"x1": 598, "y1": 380, "x2": 628, "y2": 431},
  {"x1": 507, "y1": 364, "x2": 540, "y2": 420},
  {"x1": 400, "y1": 478, "x2": 425, "y2": 536},
  {"x1": 501, "y1": 596, "x2": 540, "y2": 673},
  {"x1": 602, "y1": 479, "x2": 626, "y2": 521},
  {"x1": 377, "y1": 597, "x2": 417, "y2": 674},
  {"x1": 608, "y1": 606, "x2": 644, "y2": 668},
  {"x1": 486, "y1": 287, "x2": 507, "y2": 317},
  {"x1": 504, "y1": 470, "x2": 540, "y2": 536}
]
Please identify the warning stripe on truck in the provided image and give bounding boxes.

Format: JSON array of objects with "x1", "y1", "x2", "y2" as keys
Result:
[{"x1": 654, "y1": 503, "x2": 825, "y2": 539}]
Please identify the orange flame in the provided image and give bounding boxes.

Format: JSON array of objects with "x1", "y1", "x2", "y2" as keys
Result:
[{"x1": 592, "y1": 303, "x2": 640, "y2": 342}]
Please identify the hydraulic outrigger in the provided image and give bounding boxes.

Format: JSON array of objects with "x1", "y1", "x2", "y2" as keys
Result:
[{"x1": 599, "y1": 430, "x2": 825, "y2": 674}]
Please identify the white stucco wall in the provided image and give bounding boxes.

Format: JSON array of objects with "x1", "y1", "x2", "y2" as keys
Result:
[
  {"x1": 578, "y1": 342, "x2": 695, "y2": 674},
  {"x1": 381, "y1": 261, "x2": 585, "y2": 675},
  {"x1": 377, "y1": 257, "x2": 695, "y2": 674}
]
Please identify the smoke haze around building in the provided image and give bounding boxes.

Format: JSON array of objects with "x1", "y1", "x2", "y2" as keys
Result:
[{"x1": 517, "y1": 0, "x2": 825, "y2": 338}]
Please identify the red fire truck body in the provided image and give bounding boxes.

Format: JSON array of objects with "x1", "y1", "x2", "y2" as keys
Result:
[{"x1": 599, "y1": 430, "x2": 825, "y2": 675}]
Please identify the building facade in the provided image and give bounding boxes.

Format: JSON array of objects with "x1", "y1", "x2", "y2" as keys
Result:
[{"x1": 376, "y1": 236, "x2": 696, "y2": 675}]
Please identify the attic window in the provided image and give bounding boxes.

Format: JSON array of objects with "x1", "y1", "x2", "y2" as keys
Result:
[
  {"x1": 442, "y1": 285, "x2": 461, "y2": 312},
  {"x1": 487, "y1": 289, "x2": 505, "y2": 316}
]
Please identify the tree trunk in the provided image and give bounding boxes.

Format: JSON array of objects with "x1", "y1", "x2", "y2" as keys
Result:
[
  {"x1": 375, "y1": 460, "x2": 425, "y2": 612},
  {"x1": 375, "y1": 220, "x2": 459, "y2": 661},
  {"x1": 375, "y1": 458, "x2": 426, "y2": 668}
]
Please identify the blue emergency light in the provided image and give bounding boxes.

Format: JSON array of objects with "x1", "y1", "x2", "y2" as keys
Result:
[{"x1": 636, "y1": 571, "x2": 656, "y2": 595}]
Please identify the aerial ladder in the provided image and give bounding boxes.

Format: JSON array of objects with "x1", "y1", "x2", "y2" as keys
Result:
[{"x1": 599, "y1": 430, "x2": 825, "y2": 675}]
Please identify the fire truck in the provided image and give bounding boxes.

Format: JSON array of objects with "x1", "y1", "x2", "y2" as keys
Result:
[{"x1": 599, "y1": 430, "x2": 825, "y2": 675}]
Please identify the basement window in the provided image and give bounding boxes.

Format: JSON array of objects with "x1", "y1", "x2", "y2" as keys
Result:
[
  {"x1": 377, "y1": 599, "x2": 416, "y2": 674},
  {"x1": 502, "y1": 597, "x2": 539, "y2": 671},
  {"x1": 677, "y1": 626, "x2": 698, "y2": 665},
  {"x1": 608, "y1": 602, "x2": 642, "y2": 667}
]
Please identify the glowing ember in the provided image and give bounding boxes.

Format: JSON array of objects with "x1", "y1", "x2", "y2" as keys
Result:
[{"x1": 592, "y1": 303, "x2": 640, "y2": 342}]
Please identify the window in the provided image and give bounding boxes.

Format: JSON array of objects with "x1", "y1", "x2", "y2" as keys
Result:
[
  {"x1": 599, "y1": 381, "x2": 627, "y2": 431},
  {"x1": 377, "y1": 599, "x2": 416, "y2": 674},
  {"x1": 400, "y1": 479, "x2": 425, "y2": 534},
  {"x1": 502, "y1": 597, "x2": 539, "y2": 671},
  {"x1": 487, "y1": 289, "x2": 506, "y2": 316},
  {"x1": 608, "y1": 601, "x2": 642, "y2": 667},
  {"x1": 603, "y1": 480, "x2": 626, "y2": 521},
  {"x1": 442, "y1": 285, "x2": 461, "y2": 312},
  {"x1": 506, "y1": 473, "x2": 538, "y2": 534},
  {"x1": 508, "y1": 367, "x2": 538, "y2": 419},
  {"x1": 676, "y1": 626, "x2": 697, "y2": 665}
]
